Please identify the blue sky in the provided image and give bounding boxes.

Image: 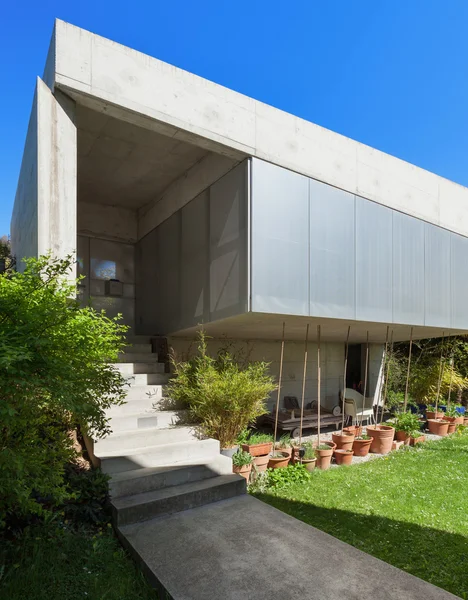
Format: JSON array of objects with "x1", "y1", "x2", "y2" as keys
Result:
[{"x1": 1, "y1": 0, "x2": 468, "y2": 235}]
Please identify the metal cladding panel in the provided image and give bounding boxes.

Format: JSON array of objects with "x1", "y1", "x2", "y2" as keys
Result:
[
  {"x1": 425, "y1": 223, "x2": 451, "y2": 327},
  {"x1": 251, "y1": 159, "x2": 309, "y2": 315},
  {"x1": 355, "y1": 197, "x2": 393, "y2": 323},
  {"x1": 310, "y1": 180, "x2": 355, "y2": 319},
  {"x1": 392, "y1": 211, "x2": 425, "y2": 325},
  {"x1": 210, "y1": 163, "x2": 248, "y2": 321},
  {"x1": 451, "y1": 233, "x2": 468, "y2": 329},
  {"x1": 181, "y1": 190, "x2": 209, "y2": 328}
]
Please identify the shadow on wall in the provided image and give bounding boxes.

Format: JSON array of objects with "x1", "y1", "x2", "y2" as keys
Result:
[{"x1": 252, "y1": 496, "x2": 467, "y2": 598}]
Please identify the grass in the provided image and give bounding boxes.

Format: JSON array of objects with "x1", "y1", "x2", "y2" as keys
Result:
[
  {"x1": 0, "y1": 520, "x2": 158, "y2": 600},
  {"x1": 254, "y1": 433, "x2": 468, "y2": 598}
]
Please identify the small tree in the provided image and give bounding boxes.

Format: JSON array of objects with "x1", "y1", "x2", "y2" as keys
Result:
[
  {"x1": 0, "y1": 254, "x2": 128, "y2": 524},
  {"x1": 168, "y1": 332, "x2": 276, "y2": 448}
]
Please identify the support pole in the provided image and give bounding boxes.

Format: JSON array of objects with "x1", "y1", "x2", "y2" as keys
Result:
[
  {"x1": 434, "y1": 332, "x2": 445, "y2": 415},
  {"x1": 380, "y1": 329, "x2": 394, "y2": 425},
  {"x1": 299, "y1": 324, "x2": 310, "y2": 445},
  {"x1": 317, "y1": 325, "x2": 322, "y2": 447},
  {"x1": 273, "y1": 322, "x2": 285, "y2": 448},
  {"x1": 360, "y1": 331, "x2": 369, "y2": 427},
  {"x1": 447, "y1": 350, "x2": 455, "y2": 407},
  {"x1": 340, "y1": 326, "x2": 351, "y2": 432},
  {"x1": 403, "y1": 327, "x2": 414, "y2": 412},
  {"x1": 378, "y1": 326, "x2": 390, "y2": 422}
]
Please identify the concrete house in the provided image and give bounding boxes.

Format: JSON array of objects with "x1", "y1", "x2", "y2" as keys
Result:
[{"x1": 11, "y1": 19, "x2": 468, "y2": 412}]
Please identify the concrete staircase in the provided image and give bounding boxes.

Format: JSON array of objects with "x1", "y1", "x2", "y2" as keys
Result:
[{"x1": 93, "y1": 335, "x2": 246, "y2": 531}]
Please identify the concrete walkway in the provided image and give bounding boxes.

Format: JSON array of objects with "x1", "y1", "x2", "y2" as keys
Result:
[{"x1": 119, "y1": 495, "x2": 457, "y2": 600}]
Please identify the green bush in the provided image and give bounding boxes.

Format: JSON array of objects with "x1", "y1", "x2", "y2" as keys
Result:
[
  {"x1": 232, "y1": 450, "x2": 252, "y2": 467},
  {"x1": 63, "y1": 465, "x2": 111, "y2": 526},
  {"x1": 266, "y1": 464, "x2": 310, "y2": 488},
  {"x1": 393, "y1": 411, "x2": 422, "y2": 435},
  {"x1": 0, "y1": 255, "x2": 128, "y2": 526},
  {"x1": 167, "y1": 331, "x2": 276, "y2": 448}
]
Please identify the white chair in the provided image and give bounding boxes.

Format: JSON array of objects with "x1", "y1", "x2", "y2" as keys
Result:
[{"x1": 341, "y1": 388, "x2": 375, "y2": 426}]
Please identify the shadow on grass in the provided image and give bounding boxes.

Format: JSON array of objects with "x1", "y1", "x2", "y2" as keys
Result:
[{"x1": 254, "y1": 493, "x2": 468, "y2": 599}]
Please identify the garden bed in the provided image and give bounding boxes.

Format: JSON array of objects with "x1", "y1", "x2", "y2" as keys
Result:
[{"x1": 253, "y1": 433, "x2": 468, "y2": 598}]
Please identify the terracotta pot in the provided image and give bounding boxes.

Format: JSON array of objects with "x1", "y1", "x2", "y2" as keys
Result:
[
  {"x1": 334, "y1": 449, "x2": 354, "y2": 466},
  {"x1": 395, "y1": 430, "x2": 411, "y2": 445},
  {"x1": 332, "y1": 432, "x2": 355, "y2": 451},
  {"x1": 392, "y1": 440, "x2": 404, "y2": 451},
  {"x1": 352, "y1": 438, "x2": 372, "y2": 457},
  {"x1": 241, "y1": 442, "x2": 273, "y2": 457},
  {"x1": 464, "y1": 417, "x2": 468, "y2": 426},
  {"x1": 426, "y1": 411, "x2": 444, "y2": 420},
  {"x1": 343, "y1": 425, "x2": 363, "y2": 437},
  {"x1": 367, "y1": 425, "x2": 395, "y2": 455},
  {"x1": 233, "y1": 463, "x2": 252, "y2": 480},
  {"x1": 315, "y1": 440, "x2": 337, "y2": 451},
  {"x1": 410, "y1": 435, "x2": 425, "y2": 446},
  {"x1": 252, "y1": 454, "x2": 270, "y2": 472},
  {"x1": 290, "y1": 445, "x2": 303, "y2": 464},
  {"x1": 301, "y1": 457, "x2": 317, "y2": 472},
  {"x1": 427, "y1": 419, "x2": 450, "y2": 436},
  {"x1": 314, "y1": 447, "x2": 334, "y2": 470},
  {"x1": 275, "y1": 445, "x2": 292, "y2": 459},
  {"x1": 268, "y1": 451, "x2": 290, "y2": 469}
]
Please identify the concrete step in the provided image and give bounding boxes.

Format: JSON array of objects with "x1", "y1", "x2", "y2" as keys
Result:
[
  {"x1": 100, "y1": 438, "x2": 220, "y2": 473},
  {"x1": 109, "y1": 454, "x2": 232, "y2": 498},
  {"x1": 122, "y1": 384, "x2": 164, "y2": 402},
  {"x1": 121, "y1": 373, "x2": 171, "y2": 386},
  {"x1": 118, "y1": 352, "x2": 159, "y2": 363},
  {"x1": 123, "y1": 343, "x2": 152, "y2": 354},
  {"x1": 125, "y1": 335, "x2": 153, "y2": 345},
  {"x1": 114, "y1": 362, "x2": 166, "y2": 375},
  {"x1": 108, "y1": 398, "x2": 160, "y2": 417},
  {"x1": 95, "y1": 426, "x2": 197, "y2": 454},
  {"x1": 112, "y1": 474, "x2": 246, "y2": 526},
  {"x1": 109, "y1": 410, "x2": 188, "y2": 433}
]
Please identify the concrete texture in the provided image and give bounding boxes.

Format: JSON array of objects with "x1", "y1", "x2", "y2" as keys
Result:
[
  {"x1": 119, "y1": 495, "x2": 458, "y2": 600},
  {"x1": 49, "y1": 19, "x2": 468, "y2": 239}
]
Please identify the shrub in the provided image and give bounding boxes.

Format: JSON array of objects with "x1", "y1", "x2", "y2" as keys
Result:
[
  {"x1": 167, "y1": 331, "x2": 276, "y2": 448},
  {"x1": 232, "y1": 450, "x2": 252, "y2": 467},
  {"x1": 267, "y1": 464, "x2": 310, "y2": 488},
  {"x1": 63, "y1": 465, "x2": 111, "y2": 526},
  {"x1": 0, "y1": 255, "x2": 128, "y2": 525},
  {"x1": 244, "y1": 432, "x2": 274, "y2": 445},
  {"x1": 393, "y1": 411, "x2": 422, "y2": 435}
]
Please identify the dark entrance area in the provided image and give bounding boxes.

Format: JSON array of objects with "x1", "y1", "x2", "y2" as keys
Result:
[{"x1": 347, "y1": 344, "x2": 362, "y2": 392}]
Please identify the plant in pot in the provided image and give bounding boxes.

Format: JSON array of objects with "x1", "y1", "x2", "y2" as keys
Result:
[
  {"x1": 426, "y1": 404, "x2": 444, "y2": 420},
  {"x1": 366, "y1": 423, "x2": 395, "y2": 454},
  {"x1": 332, "y1": 430, "x2": 355, "y2": 450},
  {"x1": 393, "y1": 411, "x2": 423, "y2": 446},
  {"x1": 274, "y1": 433, "x2": 292, "y2": 459},
  {"x1": 300, "y1": 442, "x2": 317, "y2": 472},
  {"x1": 314, "y1": 443, "x2": 334, "y2": 470},
  {"x1": 353, "y1": 433, "x2": 372, "y2": 457},
  {"x1": 334, "y1": 448, "x2": 354, "y2": 466},
  {"x1": 443, "y1": 405, "x2": 464, "y2": 434},
  {"x1": 241, "y1": 431, "x2": 274, "y2": 457},
  {"x1": 232, "y1": 450, "x2": 253, "y2": 480},
  {"x1": 409, "y1": 430, "x2": 425, "y2": 445},
  {"x1": 167, "y1": 331, "x2": 276, "y2": 455}
]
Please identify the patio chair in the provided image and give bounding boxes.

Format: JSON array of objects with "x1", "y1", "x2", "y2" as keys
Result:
[{"x1": 341, "y1": 388, "x2": 375, "y2": 426}]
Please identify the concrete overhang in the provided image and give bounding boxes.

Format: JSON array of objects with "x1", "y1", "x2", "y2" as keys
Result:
[{"x1": 45, "y1": 19, "x2": 468, "y2": 240}]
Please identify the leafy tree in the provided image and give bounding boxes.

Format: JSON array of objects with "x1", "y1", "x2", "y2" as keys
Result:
[{"x1": 0, "y1": 254, "x2": 128, "y2": 525}]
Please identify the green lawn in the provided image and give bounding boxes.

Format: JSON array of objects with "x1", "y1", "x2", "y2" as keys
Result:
[
  {"x1": 254, "y1": 433, "x2": 468, "y2": 599},
  {"x1": 0, "y1": 522, "x2": 158, "y2": 600}
]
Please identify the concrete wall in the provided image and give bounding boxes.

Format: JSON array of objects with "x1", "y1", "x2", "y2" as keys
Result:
[
  {"x1": 169, "y1": 337, "x2": 383, "y2": 412},
  {"x1": 52, "y1": 19, "x2": 468, "y2": 239},
  {"x1": 78, "y1": 202, "x2": 137, "y2": 243},
  {"x1": 11, "y1": 78, "x2": 76, "y2": 271}
]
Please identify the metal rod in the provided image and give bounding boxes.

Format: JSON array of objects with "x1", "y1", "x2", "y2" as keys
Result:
[
  {"x1": 380, "y1": 329, "x2": 394, "y2": 425},
  {"x1": 434, "y1": 332, "x2": 445, "y2": 415},
  {"x1": 317, "y1": 325, "x2": 322, "y2": 447},
  {"x1": 378, "y1": 326, "x2": 390, "y2": 423},
  {"x1": 299, "y1": 323, "x2": 310, "y2": 446},
  {"x1": 360, "y1": 331, "x2": 369, "y2": 428},
  {"x1": 340, "y1": 326, "x2": 351, "y2": 432},
  {"x1": 273, "y1": 322, "x2": 286, "y2": 449},
  {"x1": 403, "y1": 327, "x2": 414, "y2": 412},
  {"x1": 447, "y1": 350, "x2": 455, "y2": 407}
]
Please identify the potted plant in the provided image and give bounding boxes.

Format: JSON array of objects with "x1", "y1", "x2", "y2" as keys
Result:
[
  {"x1": 268, "y1": 450, "x2": 290, "y2": 469},
  {"x1": 241, "y1": 432, "x2": 273, "y2": 456},
  {"x1": 167, "y1": 331, "x2": 276, "y2": 455},
  {"x1": 409, "y1": 430, "x2": 425, "y2": 445},
  {"x1": 314, "y1": 443, "x2": 334, "y2": 470},
  {"x1": 393, "y1": 411, "x2": 423, "y2": 446},
  {"x1": 366, "y1": 424, "x2": 395, "y2": 454},
  {"x1": 353, "y1": 433, "x2": 372, "y2": 457},
  {"x1": 334, "y1": 449, "x2": 354, "y2": 465},
  {"x1": 232, "y1": 450, "x2": 252, "y2": 480},
  {"x1": 274, "y1": 433, "x2": 292, "y2": 460},
  {"x1": 427, "y1": 418, "x2": 450, "y2": 436},
  {"x1": 300, "y1": 442, "x2": 317, "y2": 472},
  {"x1": 443, "y1": 406, "x2": 464, "y2": 434},
  {"x1": 426, "y1": 404, "x2": 444, "y2": 420},
  {"x1": 343, "y1": 424, "x2": 362, "y2": 436},
  {"x1": 332, "y1": 430, "x2": 355, "y2": 450}
]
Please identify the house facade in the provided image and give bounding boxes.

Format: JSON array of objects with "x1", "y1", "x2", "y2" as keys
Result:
[{"x1": 11, "y1": 20, "x2": 468, "y2": 409}]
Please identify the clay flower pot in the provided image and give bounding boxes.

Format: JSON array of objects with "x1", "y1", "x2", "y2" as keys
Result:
[
  {"x1": 233, "y1": 463, "x2": 252, "y2": 481},
  {"x1": 314, "y1": 446, "x2": 334, "y2": 470},
  {"x1": 352, "y1": 438, "x2": 372, "y2": 457},
  {"x1": 464, "y1": 417, "x2": 468, "y2": 426},
  {"x1": 290, "y1": 445, "x2": 304, "y2": 465},
  {"x1": 252, "y1": 454, "x2": 270, "y2": 472},
  {"x1": 241, "y1": 442, "x2": 273, "y2": 457},
  {"x1": 334, "y1": 449, "x2": 354, "y2": 466},
  {"x1": 332, "y1": 432, "x2": 355, "y2": 451},
  {"x1": 427, "y1": 419, "x2": 450, "y2": 436},
  {"x1": 443, "y1": 416, "x2": 463, "y2": 434},
  {"x1": 366, "y1": 425, "x2": 395, "y2": 455},
  {"x1": 426, "y1": 411, "x2": 444, "y2": 420},
  {"x1": 268, "y1": 451, "x2": 290, "y2": 469},
  {"x1": 410, "y1": 435, "x2": 425, "y2": 446},
  {"x1": 301, "y1": 457, "x2": 317, "y2": 472},
  {"x1": 392, "y1": 440, "x2": 404, "y2": 451},
  {"x1": 275, "y1": 445, "x2": 292, "y2": 460},
  {"x1": 343, "y1": 425, "x2": 363, "y2": 437},
  {"x1": 395, "y1": 430, "x2": 411, "y2": 446}
]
